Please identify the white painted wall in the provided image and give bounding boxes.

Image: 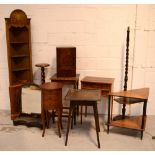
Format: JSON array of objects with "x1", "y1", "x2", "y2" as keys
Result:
[{"x1": 0, "y1": 4, "x2": 154, "y2": 115}]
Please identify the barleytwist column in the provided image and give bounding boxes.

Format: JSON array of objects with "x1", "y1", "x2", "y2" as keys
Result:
[
  {"x1": 35, "y1": 63, "x2": 50, "y2": 84},
  {"x1": 122, "y1": 26, "x2": 130, "y2": 119}
]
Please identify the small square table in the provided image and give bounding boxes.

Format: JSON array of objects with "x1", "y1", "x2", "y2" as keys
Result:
[{"x1": 65, "y1": 89, "x2": 101, "y2": 148}]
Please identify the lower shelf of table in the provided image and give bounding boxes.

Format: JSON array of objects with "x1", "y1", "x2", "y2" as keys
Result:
[{"x1": 109, "y1": 115, "x2": 146, "y2": 131}]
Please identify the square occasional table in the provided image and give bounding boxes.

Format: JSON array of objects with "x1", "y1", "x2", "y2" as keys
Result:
[
  {"x1": 81, "y1": 76, "x2": 114, "y2": 96},
  {"x1": 65, "y1": 89, "x2": 101, "y2": 148}
]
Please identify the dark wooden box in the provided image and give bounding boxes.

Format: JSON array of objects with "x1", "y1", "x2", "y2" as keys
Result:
[{"x1": 57, "y1": 47, "x2": 76, "y2": 77}]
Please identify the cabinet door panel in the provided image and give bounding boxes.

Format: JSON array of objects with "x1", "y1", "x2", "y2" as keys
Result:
[{"x1": 57, "y1": 47, "x2": 76, "y2": 77}]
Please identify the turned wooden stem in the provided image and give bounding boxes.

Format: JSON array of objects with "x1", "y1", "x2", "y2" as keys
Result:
[
  {"x1": 35, "y1": 63, "x2": 50, "y2": 84},
  {"x1": 122, "y1": 26, "x2": 130, "y2": 119},
  {"x1": 41, "y1": 67, "x2": 45, "y2": 84}
]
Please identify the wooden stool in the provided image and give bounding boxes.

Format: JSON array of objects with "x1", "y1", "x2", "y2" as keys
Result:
[
  {"x1": 41, "y1": 82, "x2": 63, "y2": 138},
  {"x1": 50, "y1": 73, "x2": 80, "y2": 116},
  {"x1": 35, "y1": 63, "x2": 50, "y2": 84}
]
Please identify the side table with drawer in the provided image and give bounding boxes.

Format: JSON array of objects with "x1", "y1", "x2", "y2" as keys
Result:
[
  {"x1": 81, "y1": 76, "x2": 114, "y2": 95},
  {"x1": 80, "y1": 76, "x2": 114, "y2": 123}
]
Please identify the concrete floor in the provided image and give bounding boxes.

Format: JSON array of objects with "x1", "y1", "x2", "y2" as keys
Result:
[{"x1": 0, "y1": 110, "x2": 155, "y2": 151}]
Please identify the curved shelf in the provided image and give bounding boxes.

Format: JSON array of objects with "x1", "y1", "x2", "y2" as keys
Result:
[
  {"x1": 11, "y1": 54, "x2": 29, "y2": 58},
  {"x1": 9, "y1": 41, "x2": 29, "y2": 44}
]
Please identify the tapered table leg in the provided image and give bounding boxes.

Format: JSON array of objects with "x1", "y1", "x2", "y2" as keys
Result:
[
  {"x1": 65, "y1": 104, "x2": 74, "y2": 146},
  {"x1": 93, "y1": 103, "x2": 100, "y2": 148},
  {"x1": 107, "y1": 95, "x2": 111, "y2": 134}
]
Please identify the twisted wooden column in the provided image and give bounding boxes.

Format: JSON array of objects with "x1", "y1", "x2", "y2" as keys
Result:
[
  {"x1": 35, "y1": 63, "x2": 50, "y2": 84},
  {"x1": 122, "y1": 26, "x2": 130, "y2": 119}
]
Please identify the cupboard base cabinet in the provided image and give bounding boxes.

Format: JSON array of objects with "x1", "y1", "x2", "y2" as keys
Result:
[{"x1": 9, "y1": 84, "x2": 42, "y2": 128}]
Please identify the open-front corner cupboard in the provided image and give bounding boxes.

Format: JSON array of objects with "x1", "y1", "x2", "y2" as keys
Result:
[{"x1": 5, "y1": 9, "x2": 32, "y2": 85}]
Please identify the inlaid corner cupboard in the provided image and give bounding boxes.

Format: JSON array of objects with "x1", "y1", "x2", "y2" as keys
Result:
[{"x1": 5, "y1": 9, "x2": 33, "y2": 85}]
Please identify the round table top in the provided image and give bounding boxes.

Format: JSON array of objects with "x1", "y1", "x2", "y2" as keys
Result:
[
  {"x1": 41, "y1": 82, "x2": 63, "y2": 90},
  {"x1": 35, "y1": 63, "x2": 50, "y2": 68}
]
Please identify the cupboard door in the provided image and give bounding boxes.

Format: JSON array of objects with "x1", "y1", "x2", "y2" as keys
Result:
[{"x1": 57, "y1": 47, "x2": 76, "y2": 77}]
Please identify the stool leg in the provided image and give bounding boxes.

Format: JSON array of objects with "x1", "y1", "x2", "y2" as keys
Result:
[
  {"x1": 93, "y1": 103, "x2": 100, "y2": 148},
  {"x1": 42, "y1": 109, "x2": 46, "y2": 137},
  {"x1": 60, "y1": 108, "x2": 63, "y2": 129},
  {"x1": 46, "y1": 111, "x2": 50, "y2": 128},
  {"x1": 57, "y1": 110, "x2": 61, "y2": 138},
  {"x1": 52, "y1": 110, "x2": 55, "y2": 123}
]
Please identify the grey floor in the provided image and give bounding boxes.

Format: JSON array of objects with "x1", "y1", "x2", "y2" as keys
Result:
[{"x1": 0, "y1": 110, "x2": 155, "y2": 151}]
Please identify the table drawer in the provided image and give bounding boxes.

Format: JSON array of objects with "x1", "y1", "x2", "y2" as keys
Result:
[{"x1": 81, "y1": 82, "x2": 111, "y2": 95}]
